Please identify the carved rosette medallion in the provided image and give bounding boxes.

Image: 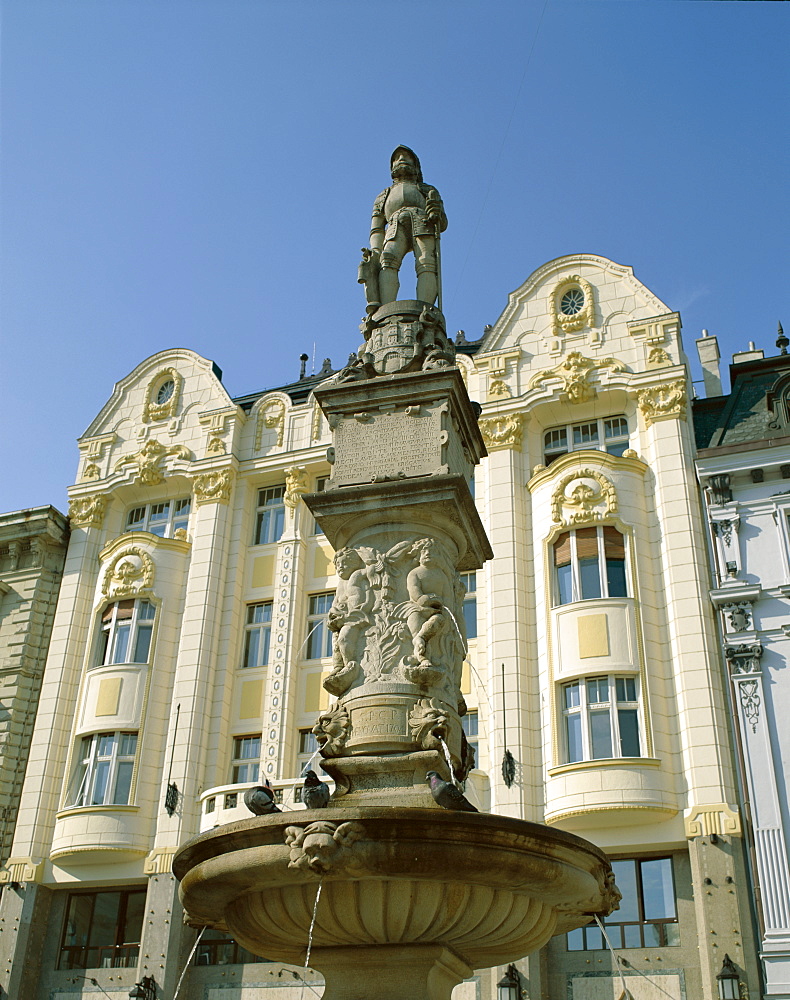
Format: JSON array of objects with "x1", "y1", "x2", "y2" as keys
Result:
[
  {"x1": 192, "y1": 469, "x2": 234, "y2": 506},
  {"x1": 551, "y1": 470, "x2": 618, "y2": 525},
  {"x1": 637, "y1": 380, "x2": 688, "y2": 426},
  {"x1": 478, "y1": 413, "x2": 523, "y2": 451},
  {"x1": 101, "y1": 547, "x2": 155, "y2": 599},
  {"x1": 285, "y1": 821, "x2": 366, "y2": 875},
  {"x1": 69, "y1": 493, "x2": 107, "y2": 528},
  {"x1": 114, "y1": 439, "x2": 192, "y2": 486},
  {"x1": 529, "y1": 352, "x2": 625, "y2": 404}
]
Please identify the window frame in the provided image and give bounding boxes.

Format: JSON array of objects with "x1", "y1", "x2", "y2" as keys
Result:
[
  {"x1": 231, "y1": 734, "x2": 262, "y2": 784},
  {"x1": 242, "y1": 601, "x2": 273, "y2": 669},
  {"x1": 67, "y1": 731, "x2": 139, "y2": 808},
  {"x1": 254, "y1": 485, "x2": 286, "y2": 545},
  {"x1": 553, "y1": 525, "x2": 628, "y2": 606},
  {"x1": 305, "y1": 592, "x2": 335, "y2": 660},
  {"x1": 543, "y1": 415, "x2": 629, "y2": 465},
  {"x1": 297, "y1": 728, "x2": 319, "y2": 774},
  {"x1": 460, "y1": 572, "x2": 477, "y2": 641},
  {"x1": 561, "y1": 674, "x2": 641, "y2": 763},
  {"x1": 124, "y1": 498, "x2": 191, "y2": 538},
  {"x1": 58, "y1": 887, "x2": 147, "y2": 970},
  {"x1": 96, "y1": 599, "x2": 156, "y2": 668}
]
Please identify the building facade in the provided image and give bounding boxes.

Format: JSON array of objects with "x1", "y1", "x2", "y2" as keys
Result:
[
  {"x1": 0, "y1": 255, "x2": 761, "y2": 1000},
  {"x1": 695, "y1": 334, "x2": 790, "y2": 999}
]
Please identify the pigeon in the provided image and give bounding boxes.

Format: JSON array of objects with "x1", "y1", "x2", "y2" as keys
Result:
[
  {"x1": 426, "y1": 771, "x2": 478, "y2": 812},
  {"x1": 302, "y1": 769, "x2": 331, "y2": 809},
  {"x1": 244, "y1": 782, "x2": 281, "y2": 815}
]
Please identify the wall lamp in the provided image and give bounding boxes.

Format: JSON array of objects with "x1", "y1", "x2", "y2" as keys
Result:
[
  {"x1": 716, "y1": 954, "x2": 740, "y2": 1000},
  {"x1": 129, "y1": 976, "x2": 157, "y2": 1000},
  {"x1": 497, "y1": 963, "x2": 522, "y2": 1000}
]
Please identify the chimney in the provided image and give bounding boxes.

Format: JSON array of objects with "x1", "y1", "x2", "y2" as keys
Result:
[
  {"x1": 696, "y1": 329, "x2": 722, "y2": 397},
  {"x1": 732, "y1": 341, "x2": 764, "y2": 365}
]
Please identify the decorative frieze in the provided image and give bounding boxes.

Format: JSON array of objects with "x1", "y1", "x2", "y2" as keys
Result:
[
  {"x1": 551, "y1": 469, "x2": 618, "y2": 525},
  {"x1": 68, "y1": 493, "x2": 107, "y2": 528},
  {"x1": 529, "y1": 351, "x2": 625, "y2": 405},
  {"x1": 637, "y1": 379, "x2": 687, "y2": 426},
  {"x1": 192, "y1": 469, "x2": 234, "y2": 506},
  {"x1": 114, "y1": 438, "x2": 192, "y2": 486},
  {"x1": 478, "y1": 413, "x2": 523, "y2": 451}
]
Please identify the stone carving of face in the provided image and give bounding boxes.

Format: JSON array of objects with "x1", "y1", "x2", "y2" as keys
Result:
[
  {"x1": 335, "y1": 548, "x2": 364, "y2": 578},
  {"x1": 391, "y1": 149, "x2": 418, "y2": 181}
]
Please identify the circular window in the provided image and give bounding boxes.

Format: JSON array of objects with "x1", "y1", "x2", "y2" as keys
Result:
[
  {"x1": 560, "y1": 288, "x2": 585, "y2": 316},
  {"x1": 156, "y1": 379, "x2": 175, "y2": 405}
]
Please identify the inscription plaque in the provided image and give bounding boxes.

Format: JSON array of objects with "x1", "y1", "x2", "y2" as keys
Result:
[
  {"x1": 348, "y1": 704, "x2": 411, "y2": 746},
  {"x1": 331, "y1": 407, "x2": 445, "y2": 487}
]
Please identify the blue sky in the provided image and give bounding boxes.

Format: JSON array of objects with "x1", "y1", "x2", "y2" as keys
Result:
[{"x1": 1, "y1": 0, "x2": 787, "y2": 512}]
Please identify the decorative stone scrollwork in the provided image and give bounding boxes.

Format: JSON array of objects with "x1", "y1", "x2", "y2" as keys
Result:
[
  {"x1": 114, "y1": 439, "x2": 192, "y2": 486},
  {"x1": 193, "y1": 469, "x2": 234, "y2": 506},
  {"x1": 81, "y1": 463, "x2": 101, "y2": 482},
  {"x1": 722, "y1": 602, "x2": 753, "y2": 633},
  {"x1": 256, "y1": 399, "x2": 286, "y2": 449},
  {"x1": 284, "y1": 466, "x2": 309, "y2": 515},
  {"x1": 478, "y1": 413, "x2": 523, "y2": 451},
  {"x1": 206, "y1": 436, "x2": 226, "y2": 456},
  {"x1": 551, "y1": 469, "x2": 618, "y2": 525},
  {"x1": 637, "y1": 379, "x2": 687, "y2": 426},
  {"x1": 529, "y1": 351, "x2": 625, "y2": 405},
  {"x1": 550, "y1": 275, "x2": 595, "y2": 335},
  {"x1": 68, "y1": 494, "x2": 107, "y2": 528},
  {"x1": 487, "y1": 379, "x2": 512, "y2": 400},
  {"x1": 285, "y1": 820, "x2": 366, "y2": 875},
  {"x1": 724, "y1": 642, "x2": 763, "y2": 674},
  {"x1": 647, "y1": 347, "x2": 671, "y2": 367},
  {"x1": 142, "y1": 367, "x2": 183, "y2": 423},
  {"x1": 101, "y1": 546, "x2": 155, "y2": 599},
  {"x1": 312, "y1": 703, "x2": 351, "y2": 757}
]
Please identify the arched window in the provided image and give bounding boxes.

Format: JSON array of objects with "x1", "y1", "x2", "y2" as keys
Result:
[{"x1": 553, "y1": 526, "x2": 627, "y2": 605}]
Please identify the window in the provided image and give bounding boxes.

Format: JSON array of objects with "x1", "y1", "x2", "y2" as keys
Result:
[
  {"x1": 254, "y1": 486, "x2": 285, "y2": 545},
  {"x1": 68, "y1": 732, "x2": 138, "y2": 807},
  {"x1": 194, "y1": 927, "x2": 271, "y2": 966},
  {"x1": 553, "y1": 526, "x2": 627, "y2": 605},
  {"x1": 562, "y1": 675, "x2": 640, "y2": 763},
  {"x1": 460, "y1": 573, "x2": 477, "y2": 640},
  {"x1": 97, "y1": 600, "x2": 155, "y2": 666},
  {"x1": 231, "y1": 735, "x2": 261, "y2": 783},
  {"x1": 298, "y1": 728, "x2": 319, "y2": 773},
  {"x1": 543, "y1": 416, "x2": 629, "y2": 465},
  {"x1": 125, "y1": 498, "x2": 190, "y2": 538},
  {"x1": 305, "y1": 593, "x2": 334, "y2": 659},
  {"x1": 312, "y1": 476, "x2": 328, "y2": 535},
  {"x1": 567, "y1": 857, "x2": 678, "y2": 950},
  {"x1": 59, "y1": 888, "x2": 146, "y2": 969},
  {"x1": 462, "y1": 711, "x2": 478, "y2": 763},
  {"x1": 243, "y1": 602, "x2": 272, "y2": 668}
]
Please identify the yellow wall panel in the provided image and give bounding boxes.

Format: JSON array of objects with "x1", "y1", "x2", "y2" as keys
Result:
[
  {"x1": 461, "y1": 661, "x2": 471, "y2": 695},
  {"x1": 251, "y1": 555, "x2": 275, "y2": 589},
  {"x1": 95, "y1": 678, "x2": 122, "y2": 717},
  {"x1": 313, "y1": 546, "x2": 333, "y2": 579},
  {"x1": 239, "y1": 680, "x2": 263, "y2": 720},
  {"x1": 578, "y1": 614, "x2": 610, "y2": 659},
  {"x1": 305, "y1": 672, "x2": 330, "y2": 713}
]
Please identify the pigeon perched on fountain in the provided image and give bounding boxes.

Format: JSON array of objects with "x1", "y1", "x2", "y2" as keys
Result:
[
  {"x1": 244, "y1": 781, "x2": 281, "y2": 815},
  {"x1": 302, "y1": 769, "x2": 331, "y2": 809},
  {"x1": 426, "y1": 771, "x2": 478, "y2": 812}
]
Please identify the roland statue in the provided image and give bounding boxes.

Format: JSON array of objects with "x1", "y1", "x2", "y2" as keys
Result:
[{"x1": 358, "y1": 145, "x2": 448, "y2": 311}]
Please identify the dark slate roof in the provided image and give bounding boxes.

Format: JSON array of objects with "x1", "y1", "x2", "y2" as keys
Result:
[{"x1": 693, "y1": 354, "x2": 790, "y2": 452}]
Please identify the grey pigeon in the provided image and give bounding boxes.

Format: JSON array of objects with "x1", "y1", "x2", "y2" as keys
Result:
[
  {"x1": 426, "y1": 770, "x2": 478, "y2": 812},
  {"x1": 302, "y1": 769, "x2": 331, "y2": 809},
  {"x1": 244, "y1": 783, "x2": 281, "y2": 815}
]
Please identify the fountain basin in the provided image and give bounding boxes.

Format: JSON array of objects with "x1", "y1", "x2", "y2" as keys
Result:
[{"x1": 174, "y1": 807, "x2": 619, "y2": 996}]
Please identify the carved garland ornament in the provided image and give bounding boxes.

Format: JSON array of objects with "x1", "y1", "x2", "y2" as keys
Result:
[
  {"x1": 637, "y1": 379, "x2": 687, "y2": 426},
  {"x1": 551, "y1": 470, "x2": 618, "y2": 525},
  {"x1": 142, "y1": 367, "x2": 183, "y2": 423},
  {"x1": 529, "y1": 351, "x2": 626, "y2": 404},
  {"x1": 114, "y1": 438, "x2": 193, "y2": 486},
  {"x1": 101, "y1": 546, "x2": 155, "y2": 599},
  {"x1": 192, "y1": 469, "x2": 234, "y2": 506},
  {"x1": 478, "y1": 413, "x2": 523, "y2": 451},
  {"x1": 69, "y1": 494, "x2": 107, "y2": 528},
  {"x1": 551, "y1": 275, "x2": 595, "y2": 335},
  {"x1": 256, "y1": 399, "x2": 286, "y2": 450}
]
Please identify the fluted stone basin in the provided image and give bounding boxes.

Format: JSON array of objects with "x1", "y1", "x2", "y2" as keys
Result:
[{"x1": 174, "y1": 806, "x2": 619, "y2": 999}]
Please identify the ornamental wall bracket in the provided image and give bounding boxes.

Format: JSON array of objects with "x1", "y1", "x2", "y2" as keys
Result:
[
  {"x1": 142, "y1": 367, "x2": 183, "y2": 423},
  {"x1": 706, "y1": 474, "x2": 733, "y2": 506},
  {"x1": 627, "y1": 312, "x2": 681, "y2": 347},
  {"x1": 684, "y1": 802, "x2": 742, "y2": 839},
  {"x1": 637, "y1": 379, "x2": 688, "y2": 427},
  {"x1": 284, "y1": 466, "x2": 309, "y2": 515},
  {"x1": 550, "y1": 275, "x2": 596, "y2": 336},
  {"x1": 529, "y1": 351, "x2": 626, "y2": 405},
  {"x1": 478, "y1": 412, "x2": 523, "y2": 451},
  {"x1": 101, "y1": 546, "x2": 155, "y2": 599},
  {"x1": 114, "y1": 438, "x2": 193, "y2": 486},
  {"x1": 68, "y1": 493, "x2": 108, "y2": 528},
  {"x1": 255, "y1": 397, "x2": 287, "y2": 450},
  {"x1": 551, "y1": 469, "x2": 618, "y2": 525},
  {"x1": 724, "y1": 642, "x2": 763, "y2": 675},
  {"x1": 284, "y1": 820, "x2": 366, "y2": 875},
  {"x1": 192, "y1": 469, "x2": 234, "y2": 506},
  {"x1": 77, "y1": 432, "x2": 117, "y2": 481}
]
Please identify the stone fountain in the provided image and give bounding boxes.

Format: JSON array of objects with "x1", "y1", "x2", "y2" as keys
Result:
[{"x1": 174, "y1": 146, "x2": 620, "y2": 1000}]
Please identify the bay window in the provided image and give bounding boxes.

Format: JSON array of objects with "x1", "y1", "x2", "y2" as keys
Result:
[
  {"x1": 562, "y1": 675, "x2": 641, "y2": 762},
  {"x1": 553, "y1": 526, "x2": 627, "y2": 605},
  {"x1": 544, "y1": 416, "x2": 629, "y2": 465},
  {"x1": 125, "y1": 498, "x2": 190, "y2": 538},
  {"x1": 97, "y1": 600, "x2": 155, "y2": 666},
  {"x1": 68, "y1": 732, "x2": 138, "y2": 807}
]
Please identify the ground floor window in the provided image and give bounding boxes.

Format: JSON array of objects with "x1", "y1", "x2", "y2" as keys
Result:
[
  {"x1": 194, "y1": 928, "x2": 271, "y2": 966},
  {"x1": 567, "y1": 857, "x2": 679, "y2": 950},
  {"x1": 59, "y1": 888, "x2": 146, "y2": 969}
]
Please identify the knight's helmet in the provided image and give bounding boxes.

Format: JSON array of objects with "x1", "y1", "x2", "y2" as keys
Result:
[{"x1": 390, "y1": 145, "x2": 423, "y2": 183}]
